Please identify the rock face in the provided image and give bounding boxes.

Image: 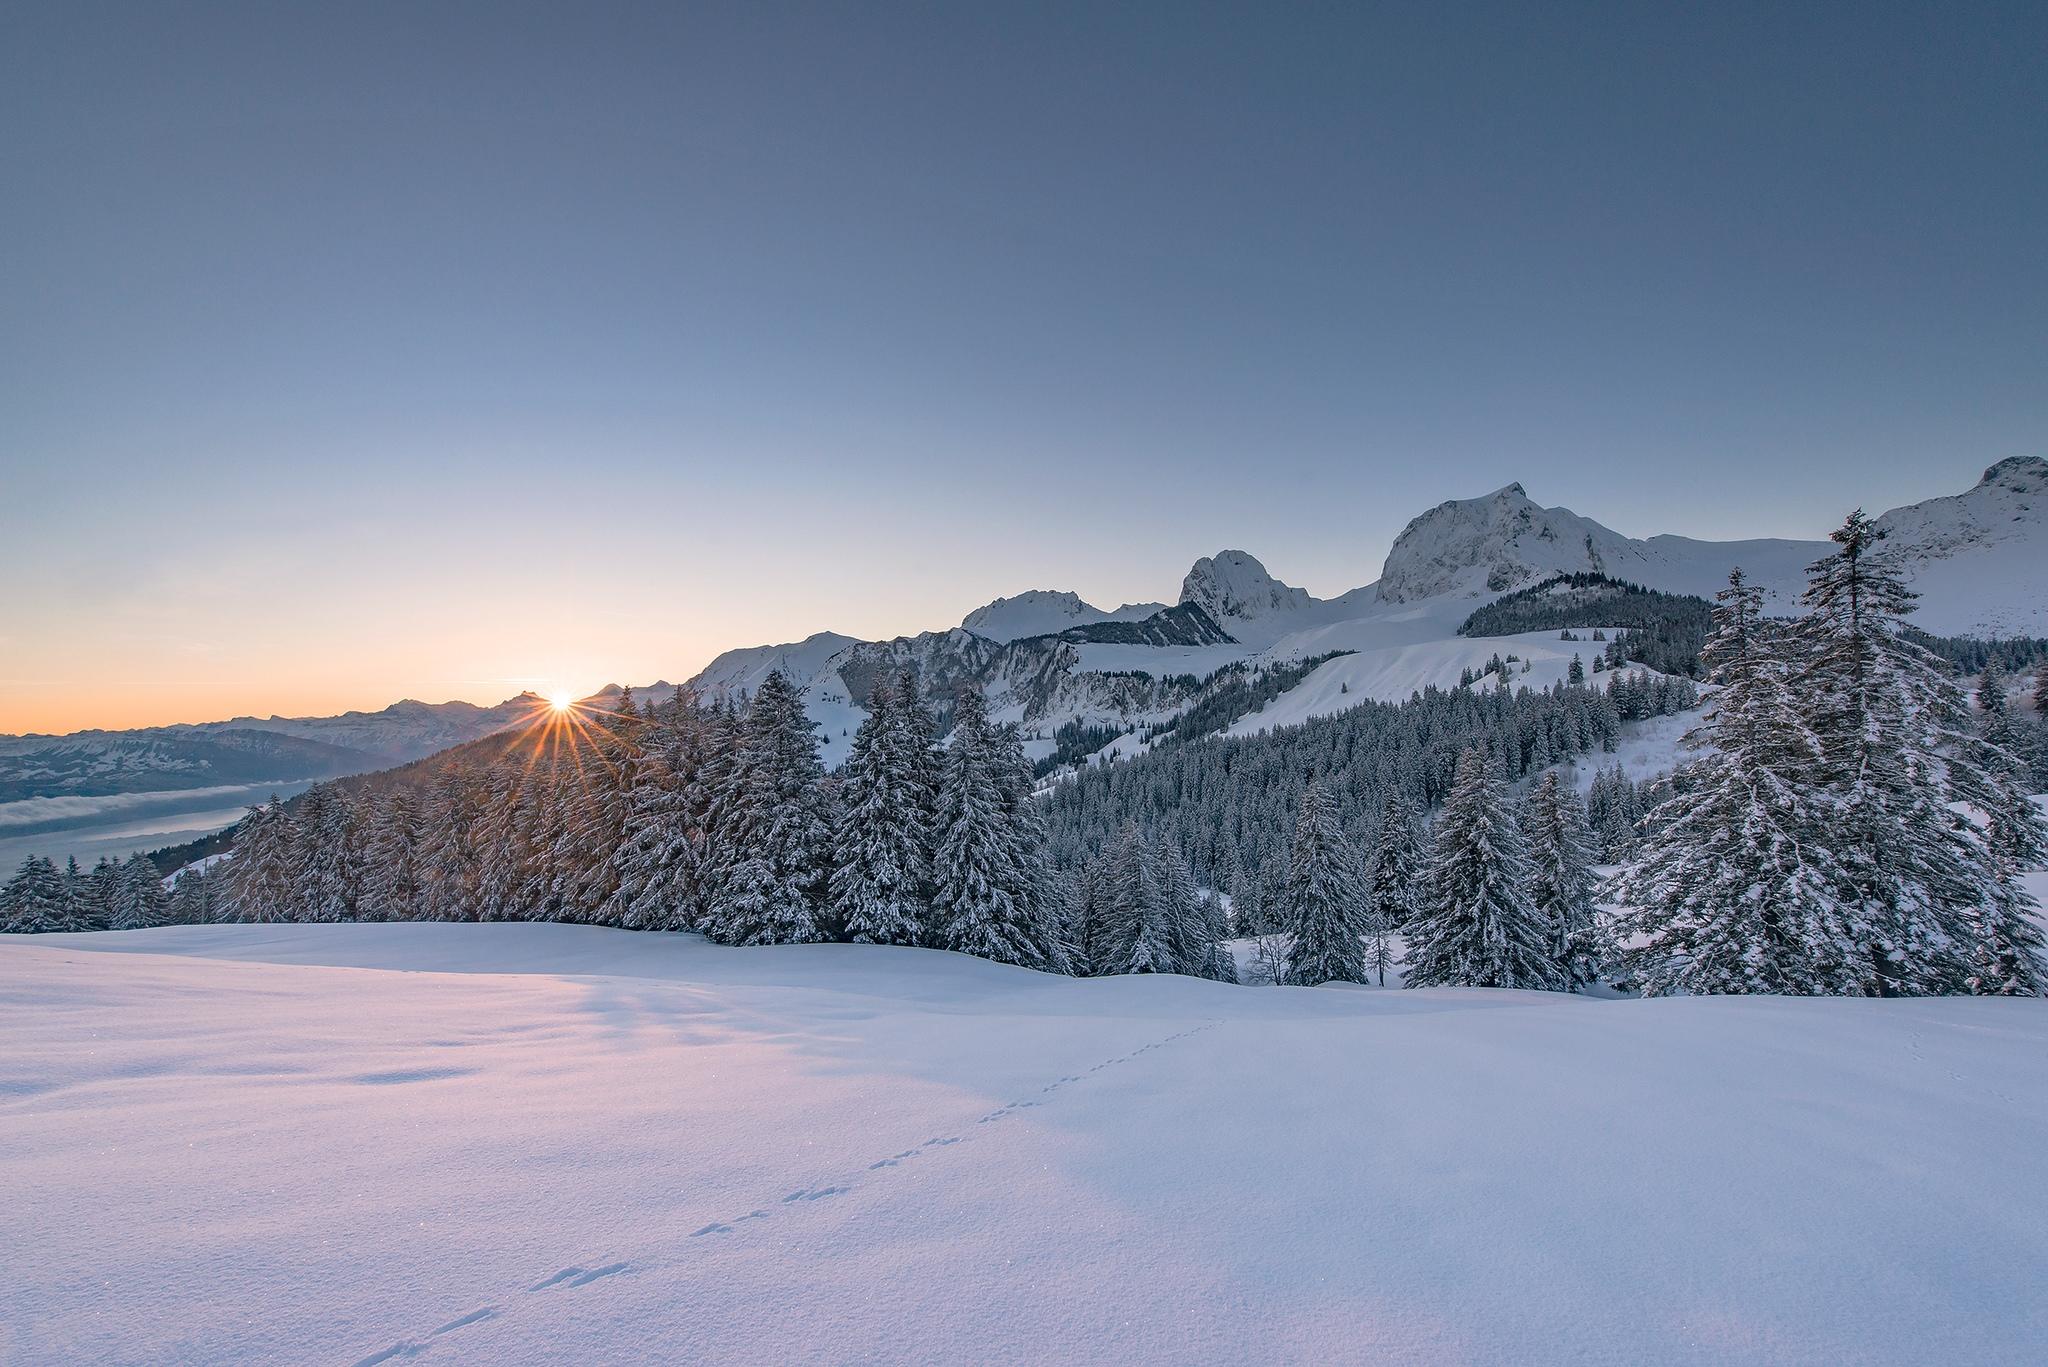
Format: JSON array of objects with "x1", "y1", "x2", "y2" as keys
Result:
[
  {"x1": 1178, "y1": 550, "x2": 1314, "y2": 627},
  {"x1": 1374, "y1": 484, "x2": 1673, "y2": 604}
]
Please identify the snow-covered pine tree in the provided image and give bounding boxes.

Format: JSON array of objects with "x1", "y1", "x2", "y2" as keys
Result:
[
  {"x1": 60, "y1": 857, "x2": 96, "y2": 930},
  {"x1": 547, "y1": 735, "x2": 632, "y2": 924},
  {"x1": 928, "y1": 686, "x2": 1061, "y2": 969},
  {"x1": 610, "y1": 709, "x2": 691, "y2": 930},
  {"x1": 2, "y1": 855, "x2": 69, "y2": 933},
  {"x1": 702, "y1": 670, "x2": 833, "y2": 945},
  {"x1": 1098, "y1": 822, "x2": 1170, "y2": 974},
  {"x1": 1405, "y1": 747, "x2": 1561, "y2": 990},
  {"x1": 1795, "y1": 511, "x2": 2010, "y2": 995},
  {"x1": 359, "y1": 789, "x2": 423, "y2": 921},
  {"x1": 830, "y1": 675, "x2": 932, "y2": 946},
  {"x1": 989, "y1": 716, "x2": 1067, "y2": 972},
  {"x1": 474, "y1": 764, "x2": 537, "y2": 922},
  {"x1": 107, "y1": 852, "x2": 170, "y2": 930},
  {"x1": 417, "y1": 768, "x2": 485, "y2": 922},
  {"x1": 1281, "y1": 780, "x2": 1369, "y2": 985},
  {"x1": 1606, "y1": 570, "x2": 1848, "y2": 994},
  {"x1": 222, "y1": 797, "x2": 299, "y2": 923},
  {"x1": 1522, "y1": 770, "x2": 1600, "y2": 991},
  {"x1": 168, "y1": 867, "x2": 214, "y2": 925},
  {"x1": 1363, "y1": 791, "x2": 1423, "y2": 958},
  {"x1": 87, "y1": 857, "x2": 124, "y2": 929},
  {"x1": 292, "y1": 785, "x2": 363, "y2": 922},
  {"x1": 1960, "y1": 658, "x2": 2048, "y2": 995}
]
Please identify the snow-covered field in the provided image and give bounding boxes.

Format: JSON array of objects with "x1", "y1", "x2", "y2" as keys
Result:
[{"x1": 6, "y1": 923, "x2": 2047, "y2": 1365}]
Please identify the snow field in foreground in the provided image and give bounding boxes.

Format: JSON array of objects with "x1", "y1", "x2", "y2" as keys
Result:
[{"x1": 4, "y1": 921, "x2": 2047, "y2": 1366}]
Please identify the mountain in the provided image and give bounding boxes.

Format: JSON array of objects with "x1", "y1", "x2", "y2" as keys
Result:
[
  {"x1": 13, "y1": 456, "x2": 2038, "y2": 812},
  {"x1": 674, "y1": 457, "x2": 2045, "y2": 772},
  {"x1": 0, "y1": 695, "x2": 543, "y2": 803},
  {"x1": 960, "y1": 590, "x2": 1166, "y2": 643},
  {"x1": 1868, "y1": 456, "x2": 2048, "y2": 638},
  {"x1": 1370, "y1": 457, "x2": 2048, "y2": 634},
  {"x1": 1372, "y1": 482, "x2": 1826, "y2": 608}
]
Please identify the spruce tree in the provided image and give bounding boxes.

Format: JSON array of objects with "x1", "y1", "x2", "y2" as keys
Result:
[
  {"x1": 1099, "y1": 822, "x2": 1170, "y2": 973},
  {"x1": 1608, "y1": 570, "x2": 1848, "y2": 994},
  {"x1": 222, "y1": 797, "x2": 299, "y2": 923},
  {"x1": 929, "y1": 687, "x2": 1060, "y2": 969},
  {"x1": 360, "y1": 790, "x2": 423, "y2": 921},
  {"x1": 1281, "y1": 780, "x2": 1369, "y2": 985},
  {"x1": 703, "y1": 670, "x2": 833, "y2": 945},
  {"x1": 2, "y1": 856, "x2": 70, "y2": 933},
  {"x1": 830, "y1": 676, "x2": 933, "y2": 946},
  {"x1": 108, "y1": 853, "x2": 171, "y2": 930},
  {"x1": 1406, "y1": 747, "x2": 1561, "y2": 990},
  {"x1": 1795, "y1": 511, "x2": 2008, "y2": 994},
  {"x1": 611, "y1": 709, "x2": 694, "y2": 930},
  {"x1": 1523, "y1": 771, "x2": 1600, "y2": 990}
]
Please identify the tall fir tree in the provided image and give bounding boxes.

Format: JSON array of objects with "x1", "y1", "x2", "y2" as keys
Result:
[
  {"x1": 830, "y1": 676, "x2": 934, "y2": 946},
  {"x1": 1608, "y1": 570, "x2": 1848, "y2": 994},
  {"x1": 929, "y1": 687, "x2": 1062, "y2": 969},
  {"x1": 108, "y1": 852, "x2": 171, "y2": 930},
  {"x1": 702, "y1": 671, "x2": 833, "y2": 945},
  {"x1": 1281, "y1": 780, "x2": 1370, "y2": 985},
  {"x1": 1522, "y1": 771, "x2": 1600, "y2": 991},
  {"x1": 222, "y1": 797, "x2": 299, "y2": 924},
  {"x1": 1405, "y1": 748, "x2": 1562, "y2": 990},
  {"x1": 2, "y1": 855, "x2": 70, "y2": 933},
  {"x1": 1794, "y1": 511, "x2": 2007, "y2": 994}
]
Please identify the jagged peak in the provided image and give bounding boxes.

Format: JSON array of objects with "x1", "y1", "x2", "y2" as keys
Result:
[{"x1": 1978, "y1": 454, "x2": 2046, "y2": 490}]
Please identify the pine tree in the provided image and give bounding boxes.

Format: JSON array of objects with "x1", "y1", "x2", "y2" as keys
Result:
[
  {"x1": 830, "y1": 676, "x2": 933, "y2": 946},
  {"x1": 1405, "y1": 747, "x2": 1561, "y2": 990},
  {"x1": 929, "y1": 687, "x2": 1061, "y2": 969},
  {"x1": 611, "y1": 708, "x2": 695, "y2": 931},
  {"x1": 87, "y1": 857, "x2": 125, "y2": 929},
  {"x1": 222, "y1": 797, "x2": 299, "y2": 923},
  {"x1": 169, "y1": 867, "x2": 215, "y2": 925},
  {"x1": 1281, "y1": 780, "x2": 1369, "y2": 985},
  {"x1": 702, "y1": 671, "x2": 833, "y2": 945},
  {"x1": 2, "y1": 855, "x2": 70, "y2": 933},
  {"x1": 1962, "y1": 658, "x2": 2048, "y2": 994},
  {"x1": 1607, "y1": 571, "x2": 1850, "y2": 993},
  {"x1": 360, "y1": 790, "x2": 423, "y2": 921},
  {"x1": 1099, "y1": 822, "x2": 1170, "y2": 973},
  {"x1": 108, "y1": 853, "x2": 171, "y2": 930},
  {"x1": 1522, "y1": 771, "x2": 1600, "y2": 990},
  {"x1": 1795, "y1": 511, "x2": 2006, "y2": 995}
]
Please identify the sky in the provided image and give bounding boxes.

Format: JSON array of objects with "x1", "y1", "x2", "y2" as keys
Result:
[{"x1": 3, "y1": 1, "x2": 2043, "y2": 734}]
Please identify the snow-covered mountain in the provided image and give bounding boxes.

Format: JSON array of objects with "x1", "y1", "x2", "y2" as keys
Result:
[
  {"x1": 1370, "y1": 457, "x2": 2048, "y2": 632},
  {"x1": 960, "y1": 590, "x2": 1166, "y2": 643},
  {"x1": 1372, "y1": 482, "x2": 1826, "y2": 608},
  {"x1": 673, "y1": 457, "x2": 2045, "y2": 769},
  {"x1": 16, "y1": 456, "x2": 2039, "y2": 806},
  {"x1": 1868, "y1": 456, "x2": 2048, "y2": 638}
]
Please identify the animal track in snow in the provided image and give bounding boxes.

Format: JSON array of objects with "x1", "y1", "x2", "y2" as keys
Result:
[{"x1": 349, "y1": 1019, "x2": 1221, "y2": 1365}]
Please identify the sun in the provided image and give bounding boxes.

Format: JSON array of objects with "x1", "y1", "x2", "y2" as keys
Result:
[{"x1": 548, "y1": 690, "x2": 576, "y2": 713}]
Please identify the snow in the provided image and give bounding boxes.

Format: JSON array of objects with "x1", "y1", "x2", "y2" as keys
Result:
[
  {"x1": 5, "y1": 922, "x2": 2048, "y2": 1365},
  {"x1": 1226, "y1": 629, "x2": 1650, "y2": 738},
  {"x1": 960, "y1": 590, "x2": 1165, "y2": 643},
  {"x1": 1069, "y1": 642, "x2": 1250, "y2": 679}
]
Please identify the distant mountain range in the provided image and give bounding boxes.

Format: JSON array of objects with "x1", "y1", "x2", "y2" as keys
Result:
[
  {"x1": 6, "y1": 456, "x2": 2042, "y2": 804},
  {"x1": 681, "y1": 455, "x2": 2048, "y2": 767}
]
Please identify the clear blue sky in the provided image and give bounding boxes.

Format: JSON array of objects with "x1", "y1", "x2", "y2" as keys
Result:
[{"x1": 3, "y1": 1, "x2": 2043, "y2": 730}]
